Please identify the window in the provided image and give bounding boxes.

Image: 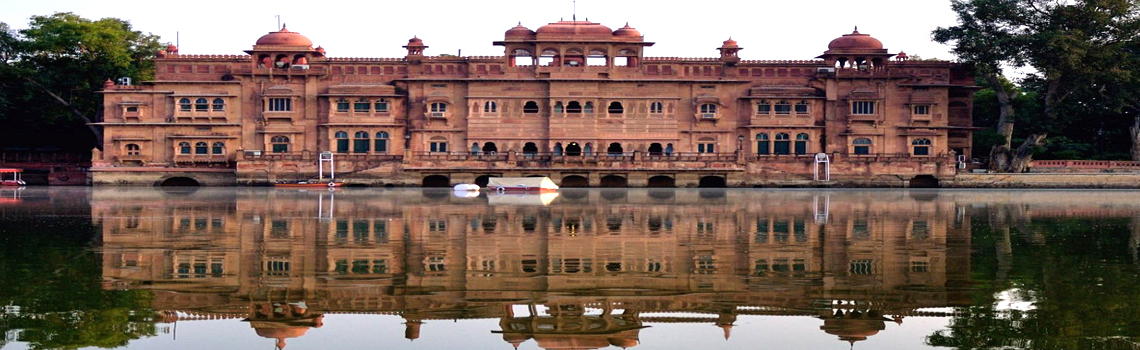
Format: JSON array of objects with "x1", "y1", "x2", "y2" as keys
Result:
[
  {"x1": 774, "y1": 133, "x2": 791, "y2": 155},
  {"x1": 774, "y1": 100, "x2": 791, "y2": 114},
  {"x1": 851, "y1": 101, "x2": 875, "y2": 115},
  {"x1": 524, "y1": 101, "x2": 540, "y2": 113},
  {"x1": 336, "y1": 98, "x2": 349, "y2": 112},
  {"x1": 699, "y1": 103, "x2": 717, "y2": 118},
  {"x1": 267, "y1": 98, "x2": 292, "y2": 112},
  {"x1": 354, "y1": 99, "x2": 370, "y2": 112},
  {"x1": 912, "y1": 138, "x2": 932, "y2": 156},
  {"x1": 794, "y1": 101, "x2": 809, "y2": 114},
  {"x1": 697, "y1": 137, "x2": 716, "y2": 154},
  {"x1": 353, "y1": 131, "x2": 370, "y2": 153},
  {"x1": 194, "y1": 142, "x2": 208, "y2": 154},
  {"x1": 608, "y1": 101, "x2": 624, "y2": 114},
  {"x1": 755, "y1": 133, "x2": 770, "y2": 155},
  {"x1": 125, "y1": 143, "x2": 141, "y2": 156},
  {"x1": 566, "y1": 101, "x2": 582, "y2": 113},
  {"x1": 757, "y1": 101, "x2": 771, "y2": 114},
  {"x1": 374, "y1": 99, "x2": 390, "y2": 112},
  {"x1": 484, "y1": 101, "x2": 497, "y2": 113},
  {"x1": 430, "y1": 102, "x2": 447, "y2": 117},
  {"x1": 912, "y1": 220, "x2": 930, "y2": 240},
  {"x1": 212, "y1": 98, "x2": 225, "y2": 111},
  {"x1": 853, "y1": 138, "x2": 872, "y2": 155},
  {"x1": 794, "y1": 133, "x2": 809, "y2": 154},
  {"x1": 179, "y1": 98, "x2": 191, "y2": 112},
  {"x1": 270, "y1": 136, "x2": 290, "y2": 153},
  {"x1": 375, "y1": 131, "x2": 389, "y2": 153},
  {"x1": 211, "y1": 142, "x2": 224, "y2": 155},
  {"x1": 430, "y1": 137, "x2": 448, "y2": 153},
  {"x1": 125, "y1": 106, "x2": 139, "y2": 113},
  {"x1": 584, "y1": 102, "x2": 594, "y2": 113},
  {"x1": 650, "y1": 101, "x2": 664, "y2": 114},
  {"x1": 334, "y1": 131, "x2": 349, "y2": 153},
  {"x1": 913, "y1": 105, "x2": 931, "y2": 115},
  {"x1": 553, "y1": 102, "x2": 564, "y2": 114},
  {"x1": 178, "y1": 142, "x2": 191, "y2": 154}
]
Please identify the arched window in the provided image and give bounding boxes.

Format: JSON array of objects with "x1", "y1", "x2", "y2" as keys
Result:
[
  {"x1": 648, "y1": 143, "x2": 663, "y2": 156},
  {"x1": 335, "y1": 131, "x2": 349, "y2": 153},
  {"x1": 553, "y1": 102, "x2": 563, "y2": 114},
  {"x1": 484, "y1": 101, "x2": 498, "y2": 113},
  {"x1": 470, "y1": 143, "x2": 481, "y2": 155},
  {"x1": 374, "y1": 131, "x2": 389, "y2": 153},
  {"x1": 430, "y1": 102, "x2": 447, "y2": 116},
  {"x1": 125, "y1": 143, "x2": 141, "y2": 156},
  {"x1": 584, "y1": 142, "x2": 594, "y2": 156},
  {"x1": 336, "y1": 98, "x2": 350, "y2": 112},
  {"x1": 608, "y1": 101, "x2": 624, "y2": 114},
  {"x1": 853, "y1": 138, "x2": 872, "y2": 155},
  {"x1": 212, "y1": 142, "x2": 225, "y2": 154},
  {"x1": 584, "y1": 102, "x2": 595, "y2": 113},
  {"x1": 374, "y1": 99, "x2": 390, "y2": 112},
  {"x1": 794, "y1": 133, "x2": 810, "y2": 154},
  {"x1": 178, "y1": 142, "x2": 191, "y2": 154},
  {"x1": 353, "y1": 131, "x2": 370, "y2": 153},
  {"x1": 354, "y1": 99, "x2": 370, "y2": 112},
  {"x1": 524, "y1": 101, "x2": 540, "y2": 114},
  {"x1": 212, "y1": 98, "x2": 225, "y2": 111},
  {"x1": 699, "y1": 103, "x2": 717, "y2": 118},
  {"x1": 755, "y1": 133, "x2": 770, "y2": 155},
  {"x1": 523, "y1": 142, "x2": 538, "y2": 155},
  {"x1": 565, "y1": 142, "x2": 581, "y2": 156},
  {"x1": 553, "y1": 142, "x2": 564, "y2": 156},
  {"x1": 774, "y1": 133, "x2": 791, "y2": 155},
  {"x1": 774, "y1": 101, "x2": 792, "y2": 114},
  {"x1": 179, "y1": 98, "x2": 192, "y2": 112},
  {"x1": 482, "y1": 142, "x2": 498, "y2": 154},
  {"x1": 794, "y1": 101, "x2": 809, "y2": 114},
  {"x1": 665, "y1": 143, "x2": 674, "y2": 156},
  {"x1": 912, "y1": 138, "x2": 932, "y2": 156},
  {"x1": 650, "y1": 102, "x2": 664, "y2": 114},
  {"x1": 270, "y1": 136, "x2": 290, "y2": 153},
  {"x1": 194, "y1": 142, "x2": 208, "y2": 154},
  {"x1": 697, "y1": 137, "x2": 716, "y2": 154},
  {"x1": 606, "y1": 142, "x2": 623, "y2": 156},
  {"x1": 566, "y1": 101, "x2": 582, "y2": 113},
  {"x1": 195, "y1": 98, "x2": 209, "y2": 112},
  {"x1": 757, "y1": 101, "x2": 771, "y2": 114}
]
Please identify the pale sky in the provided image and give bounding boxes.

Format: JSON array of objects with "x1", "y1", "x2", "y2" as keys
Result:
[{"x1": 2, "y1": 0, "x2": 962, "y2": 61}]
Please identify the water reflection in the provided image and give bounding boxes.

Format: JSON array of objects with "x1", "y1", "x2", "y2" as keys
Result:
[{"x1": 93, "y1": 188, "x2": 976, "y2": 349}]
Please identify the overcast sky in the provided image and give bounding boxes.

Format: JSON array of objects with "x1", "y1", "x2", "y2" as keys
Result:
[{"x1": 2, "y1": 0, "x2": 962, "y2": 61}]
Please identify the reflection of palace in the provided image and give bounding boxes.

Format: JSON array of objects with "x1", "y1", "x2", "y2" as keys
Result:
[{"x1": 96, "y1": 189, "x2": 972, "y2": 348}]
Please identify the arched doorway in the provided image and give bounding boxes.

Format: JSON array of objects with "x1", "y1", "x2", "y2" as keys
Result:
[
  {"x1": 566, "y1": 142, "x2": 582, "y2": 156},
  {"x1": 482, "y1": 142, "x2": 498, "y2": 154},
  {"x1": 475, "y1": 175, "x2": 495, "y2": 187},
  {"x1": 647, "y1": 175, "x2": 676, "y2": 188},
  {"x1": 698, "y1": 176, "x2": 727, "y2": 188},
  {"x1": 648, "y1": 143, "x2": 663, "y2": 156},
  {"x1": 523, "y1": 142, "x2": 538, "y2": 155},
  {"x1": 909, "y1": 175, "x2": 941, "y2": 188},
  {"x1": 607, "y1": 143, "x2": 624, "y2": 156},
  {"x1": 600, "y1": 175, "x2": 628, "y2": 187},
  {"x1": 561, "y1": 175, "x2": 589, "y2": 187},
  {"x1": 159, "y1": 177, "x2": 200, "y2": 187},
  {"x1": 422, "y1": 175, "x2": 450, "y2": 187}
]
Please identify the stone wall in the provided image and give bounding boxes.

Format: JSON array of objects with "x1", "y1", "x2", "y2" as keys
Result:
[{"x1": 948, "y1": 173, "x2": 1140, "y2": 188}]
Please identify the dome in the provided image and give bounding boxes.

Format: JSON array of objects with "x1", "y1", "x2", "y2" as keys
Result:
[
  {"x1": 255, "y1": 26, "x2": 313, "y2": 47},
  {"x1": 721, "y1": 37, "x2": 739, "y2": 48},
  {"x1": 613, "y1": 23, "x2": 642, "y2": 37},
  {"x1": 536, "y1": 20, "x2": 614, "y2": 38},
  {"x1": 407, "y1": 36, "x2": 424, "y2": 46},
  {"x1": 826, "y1": 28, "x2": 883, "y2": 51},
  {"x1": 505, "y1": 22, "x2": 536, "y2": 40}
]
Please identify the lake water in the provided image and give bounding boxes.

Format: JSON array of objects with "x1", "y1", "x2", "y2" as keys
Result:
[{"x1": 1, "y1": 187, "x2": 1139, "y2": 350}]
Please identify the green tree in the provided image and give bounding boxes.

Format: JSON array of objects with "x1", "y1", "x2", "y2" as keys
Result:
[
  {"x1": 934, "y1": 0, "x2": 1140, "y2": 170},
  {"x1": 0, "y1": 12, "x2": 161, "y2": 151}
]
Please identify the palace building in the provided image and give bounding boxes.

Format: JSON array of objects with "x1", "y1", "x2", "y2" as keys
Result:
[{"x1": 95, "y1": 20, "x2": 976, "y2": 187}]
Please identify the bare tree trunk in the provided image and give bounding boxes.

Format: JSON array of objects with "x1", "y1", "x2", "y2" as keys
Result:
[
  {"x1": 1131, "y1": 116, "x2": 1140, "y2": 161},
  {"x1": 23, "y1": 77, "x2": 103, "y2": 151},
  {"x1": 985, "y1": 73, "x2": 1018, "y2": 171}
]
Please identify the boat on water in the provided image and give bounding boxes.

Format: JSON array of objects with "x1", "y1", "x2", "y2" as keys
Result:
[
  {"x1": 0, "y1": 168, "x2": 26, "y2": 186},
  {"x1": 486, "y1": 177, "x2": 559, "y2": 193},
  {"x1": 274, "y1": 152, "x2": 343, "y2": 188}
]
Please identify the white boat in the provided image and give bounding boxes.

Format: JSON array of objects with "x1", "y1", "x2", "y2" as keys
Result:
[{"x1": 453, "y1": 184, "x2": 480, "y2": 191}]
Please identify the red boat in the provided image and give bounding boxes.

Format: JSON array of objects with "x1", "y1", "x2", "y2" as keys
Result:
[
  {"x1": 275, "y1": 181, "x2": 344, "y2": 188},
  {"x1": 0, "y1": 168, "x2": 26, "y2": 186}
]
